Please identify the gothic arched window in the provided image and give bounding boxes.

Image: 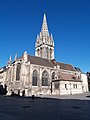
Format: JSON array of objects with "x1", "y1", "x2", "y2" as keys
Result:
[
  {"x1": 37, "y1": 49, "x2": 39, "y2": 56},
  {"x1": 40, "y1": 48, "x2": 42, "y2": 57},
  {"x1": 54, "y1": 82, "x2": 59, "y2": 89},
  {"x1": 42, "y1": 70, "x2": 48, "y2": 86},
  {"x1": 52, "y1": 72, "x2": 55, "y2": 80},
  {"x1": 16, "y1": 63, "x2": 21, "y2": 81},
  {"x1": 32, "y1": 70, "x2": 38, "y2": 86},
  {"x1": 50, "y1": 48, "x2": 52, "y2": 59}
]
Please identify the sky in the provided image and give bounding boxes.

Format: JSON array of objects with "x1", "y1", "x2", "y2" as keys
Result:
[{"x1": 0, "y1": 0, "x2": 90, "y2": 72}]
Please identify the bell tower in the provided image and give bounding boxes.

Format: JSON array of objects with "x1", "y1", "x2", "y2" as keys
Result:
[{"x1": 35, "y1": 13, "x2": 54, "y2": 60}]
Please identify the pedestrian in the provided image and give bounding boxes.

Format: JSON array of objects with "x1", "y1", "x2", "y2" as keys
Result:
[{"x1": 32, "y1": 94, "x2": 34, "y2": 100}]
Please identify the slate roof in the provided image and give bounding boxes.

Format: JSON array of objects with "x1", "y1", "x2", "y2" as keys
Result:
[
  {"x1": 58, "y1": 72, "x2": 77, "y2": 81},
  {"x1": 28, "y1": 55, "x2": 54, "y2": 67},
  {"x1": 56, "y1": 62, "x2": 76, "y2": 71},
  {"x1": 74, "y1": 67, "x2": 82, "y2": 72},
  {"x1": 21, "y1": 54, "x2": 76, "y2": 71}
]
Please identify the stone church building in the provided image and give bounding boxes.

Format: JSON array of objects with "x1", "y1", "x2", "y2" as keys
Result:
[{"x1": 0, "y1": 14, "x2": 88, "y2": 96}]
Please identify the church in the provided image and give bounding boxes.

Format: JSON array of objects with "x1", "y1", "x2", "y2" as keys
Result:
[{"x1": 0, "y1": 13, "x2": 88, "y2": 96}]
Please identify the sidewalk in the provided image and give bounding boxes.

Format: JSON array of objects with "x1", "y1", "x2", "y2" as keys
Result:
[{"x1": 39, "y1": 92, "x2": 90, "y2": 100}]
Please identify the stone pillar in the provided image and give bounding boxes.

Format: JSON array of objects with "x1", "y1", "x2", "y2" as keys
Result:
[
  {"x1": 25, "y1": 88, "x2": 28, "y2": 96},
  {"x1": 51, "y1": 49, "x2": 54, "y2": 59},
  {"x1": 23, "y1": 51, "x2": 28, "y2": 62},
  {"x1": 6, "y1": 87, "x2": 12, "y2": 96},
  {"x1": 20, "y1": 92, "x2": 22, "y2": 96},
  {"x1": 39, "y1": 68, "x2": 42, "y2": 93}
]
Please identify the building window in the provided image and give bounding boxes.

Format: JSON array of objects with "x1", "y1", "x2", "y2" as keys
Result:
[
  {"x1": 73, "y1": 84, "x2": 75, "y2": 89},
  {"x1": 73, "y1": 84, "x2": 77, "y2": 89},
  {"x1": 65, "y1": 84, "x2": 67, "y2": 90},
  {"x1": 40, "y1": 48, "x2": 42, "y2": 57},
  {"x1": 78, "y1": 76, "x2": 80, "y2": 79},
  {"x1": 16, "y1": 63, "x2": 21, "y2": 81},
  {"x1": 50, "y1": 48, "x2": 52, "y2": 59},
  {"x1": 76, "y1": 84, "x2": 77, "y2": 89},
  {"x1": 54, "y1": 82, "x2": 59, "y2": 89},
  {"x1": 72, "y1": 77, "x2": 76, "y2": 80},
  {"x1": 42, "y1": 70, "x2": 48, "y2": 86},
  {"x1": 52, "y1": 72, "x2": 55, "y2": 80},
  {"x1": 37, "y1": 49, "x2": 39, "y2": 56},
  {"x1": 32, "y1": 70, "x2": 38, "y2": 86}
]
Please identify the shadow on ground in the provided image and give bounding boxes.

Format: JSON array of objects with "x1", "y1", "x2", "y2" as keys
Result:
[{"x1": 0, "y1": 94, "x2": 90, "y2": 120}]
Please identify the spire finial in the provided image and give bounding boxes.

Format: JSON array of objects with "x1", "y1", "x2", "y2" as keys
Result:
[
  {"x1": 44, "y1": 13, "x2": 46, "y2": 21},
  {"x1": 7, "y1": 55, "x2": 12, "y2": 65},
  {"x1": 9, "y1": 55, "x2": 12, "y2": 61},
  {"x1": 14, "y1": 53, "x2": 18, "y2": 61},
  {"x1": 37, "y1": 34, "x2": 39, "y2": 39},
  {"x1": 51, "y1": 33, "x2": 53, "y2": 37}
]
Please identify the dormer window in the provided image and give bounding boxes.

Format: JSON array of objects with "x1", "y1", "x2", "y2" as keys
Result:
[{"x1": 72, "y1": 77, "x2": 76, "y2": 80}]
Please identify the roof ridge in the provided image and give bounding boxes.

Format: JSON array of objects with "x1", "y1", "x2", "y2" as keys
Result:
[
  {"x1": 56, "y1": 61, "x2": 73, "y2": 66},
  {"x1": 28, "y1": 54, "x2": 52, "y2": 61}
]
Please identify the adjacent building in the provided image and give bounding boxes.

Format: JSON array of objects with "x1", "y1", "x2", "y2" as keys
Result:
[{"x1": 87, "y1": 72, "x2": 90, "y2": 91}]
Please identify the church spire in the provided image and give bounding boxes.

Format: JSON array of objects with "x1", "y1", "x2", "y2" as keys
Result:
[
  {"x1": 41, "y1": 13, "x2": 49, "y2": 36},
  {"x1": 35, "y1": 13, "x2": 54, "y2": 60}
]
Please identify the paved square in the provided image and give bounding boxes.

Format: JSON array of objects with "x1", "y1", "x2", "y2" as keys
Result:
[{"x1": 0, "y1": 93, "x2": 90, "y2": 120}]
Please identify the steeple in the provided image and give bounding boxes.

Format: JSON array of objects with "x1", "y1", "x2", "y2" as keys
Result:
[
  {"x1": 35, "y1": 13, "x2": 54, "y2": 60},
  {"x1": 41, "y1": 13, "x2": 49, "y2": 36}
]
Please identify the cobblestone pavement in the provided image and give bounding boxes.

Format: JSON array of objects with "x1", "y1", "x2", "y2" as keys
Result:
[{"x1": 0, "y1": 93, "x2": 90, "y2": 120}]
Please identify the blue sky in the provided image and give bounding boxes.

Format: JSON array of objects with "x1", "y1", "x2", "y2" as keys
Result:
[{"x1": 0, "y1": 0, "x2": 90, "y2": 72}]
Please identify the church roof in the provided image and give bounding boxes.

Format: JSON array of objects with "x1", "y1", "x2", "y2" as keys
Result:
[
  {"x1": 51, "y1": 60, "x2": 76, "y2": 71},
  {"x1": 58, "y1": 72, "x2": 77, "y2": 81},
  {"x1": 28, "y1": 55, "x2": 54, "y2": 67},
  {"x1": 27, "y1": 55, "x2": 76, "y2": 71},
  {"x1": 56, "y1": 62, "x2": 76, "y2": 71}
]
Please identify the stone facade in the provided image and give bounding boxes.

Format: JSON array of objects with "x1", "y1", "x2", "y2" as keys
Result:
[
  {"x1": 0, "y1": 13, "x2": 88, "y2": 96},
  {"x1": 1, "y1": 54, "x2": 88, "y2": 96}
]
